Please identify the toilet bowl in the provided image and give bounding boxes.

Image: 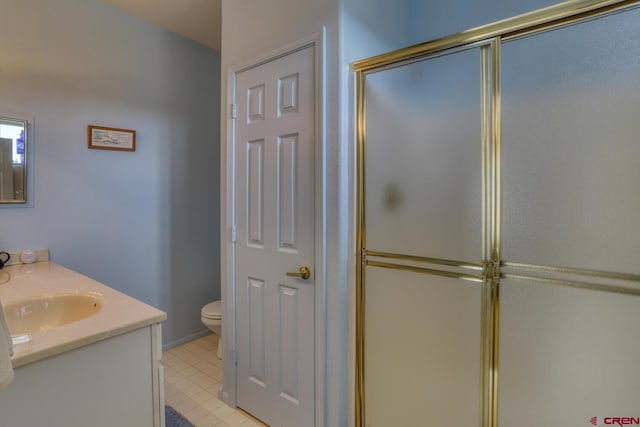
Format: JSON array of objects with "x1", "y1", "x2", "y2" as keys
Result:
[{"x1": 201, "y1": 300, "x2": 222, "y2": 359}]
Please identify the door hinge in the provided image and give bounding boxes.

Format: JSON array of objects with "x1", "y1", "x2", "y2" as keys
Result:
[
  {"x1": 230, "y1": 103, "x2": 237, "y2": 119},
  {"x1": 231, "y1": 225, "x2": 237, "y2": 243},
  {"x1": 232, "y1": 347, "x2": 238, "y2": 366}
]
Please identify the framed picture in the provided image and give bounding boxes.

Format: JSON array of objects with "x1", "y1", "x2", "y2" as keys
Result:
[{"x1": 88, "y1": 125, "x2": 136, "y2": 152}]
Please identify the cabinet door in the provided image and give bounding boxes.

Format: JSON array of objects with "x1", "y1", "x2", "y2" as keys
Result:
[{"x1": 0, "y1": 327, "x2": 158, "y2": 427}]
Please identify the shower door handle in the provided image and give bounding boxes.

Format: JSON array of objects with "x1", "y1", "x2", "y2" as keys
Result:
[{"x1": 286, "y1": 266, "x2": 311, "y2": 280}]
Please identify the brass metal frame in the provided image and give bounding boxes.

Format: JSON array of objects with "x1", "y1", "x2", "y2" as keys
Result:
[
  {"x1": 354, "y1": 69, "x2": 366, "y2": 427},
  {"x1": 353, "y1": 1, "x2": 640, "y2": 426},
  {"x1": 480, "y1": 42, "x2": 492, "y2": 427},
  {"x1": 350, "y1": 0, "x2": 638, "y2": 73},
  {"x1": 502, "y1": 261, "x2": 640, "y2": 283},
  {"x1": 365, "y1": 260, "x2": 484, "y2": 283},
  {"x1": 488, "y1": 37, "x2": 501, "y2": 427},
  {"x1": 365, "y1": 250, "x2": 484, "y2": 271}
]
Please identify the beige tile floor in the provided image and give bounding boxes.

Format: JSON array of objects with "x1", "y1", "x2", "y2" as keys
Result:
[{"x1": 162, "y1": 334, "x2": 267, "y2": 427}]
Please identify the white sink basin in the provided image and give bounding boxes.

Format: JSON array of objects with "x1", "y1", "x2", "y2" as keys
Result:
[{"x1": 4, "y1": 292, "x2": 103, "y2": 335}]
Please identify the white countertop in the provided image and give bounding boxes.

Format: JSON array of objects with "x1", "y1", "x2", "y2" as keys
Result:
[{"x1": 0, "y1": 261, "x2": 166, "y2": 368}]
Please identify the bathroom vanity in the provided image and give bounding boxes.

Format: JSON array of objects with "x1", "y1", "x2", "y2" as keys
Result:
[{"x1": 0, "y1": 261, "x2": 166, "y2": 427}]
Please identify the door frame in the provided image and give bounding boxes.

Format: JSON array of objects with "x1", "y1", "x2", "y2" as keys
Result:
[{"x1": 221, "y1": 29, "x2": 327, "y2": 427}]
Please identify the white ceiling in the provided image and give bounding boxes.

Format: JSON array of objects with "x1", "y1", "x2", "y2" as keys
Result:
[{"x1": 103, "y1": 0, "x2": 221, "y2": 50}]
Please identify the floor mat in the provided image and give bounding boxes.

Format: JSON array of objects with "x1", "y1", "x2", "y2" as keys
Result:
[{"x1": 165, "y1": 405, "x2": 195, "y2": 427}]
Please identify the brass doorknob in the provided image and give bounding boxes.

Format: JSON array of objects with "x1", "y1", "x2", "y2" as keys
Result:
[{"x1": 286, "y1": 266, "x2": 311, "y2": 280}]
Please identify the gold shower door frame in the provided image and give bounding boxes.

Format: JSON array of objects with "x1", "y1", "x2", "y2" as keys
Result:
[{"x1": 353, "y1": 1, "x2": 640, "y2": 426}]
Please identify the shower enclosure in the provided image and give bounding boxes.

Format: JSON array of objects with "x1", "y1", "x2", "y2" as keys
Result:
[{"x1": 354, "y1": 1, "x2": 640, "y2": 426}]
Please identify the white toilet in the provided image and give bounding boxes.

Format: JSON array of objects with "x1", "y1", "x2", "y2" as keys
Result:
[{"x1": 201, "y1": 300, "x2": 222, "y2": 359}]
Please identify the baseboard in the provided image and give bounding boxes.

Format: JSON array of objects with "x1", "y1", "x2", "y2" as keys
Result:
[
  {"x1": 219, "y1": 387, "x2": 230, "y2": 405},
  {"x1": 162, "y1": 329, "x2": 212, "y2": 352}
]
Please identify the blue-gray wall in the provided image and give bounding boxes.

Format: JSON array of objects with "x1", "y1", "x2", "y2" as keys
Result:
[{"x1": 0, "y1": 0, "x2": 220, "y2": 348}]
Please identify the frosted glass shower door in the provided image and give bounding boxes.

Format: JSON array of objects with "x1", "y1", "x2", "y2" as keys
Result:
[
  {"x1": 499, "y1": 8, "x2": 640, "y2": 426},
  {"x1": 499, "y1": 279, "x2": 640, "y2": 427},
  {"x1": 501, "y1": 7, "x2": 640, "y2": 275},
  {"x1": 361, "y1": 45, "x2": 486, "y2": 427},
  {"x1": 364, "y1": 47, "x2": 484, "y2": 262},
  {"x1": 358, "y1": 3, "x2": 640, "y2": 427},
  {"x1": 364, "y1": 268, "x2": 482, "y2": 426}
]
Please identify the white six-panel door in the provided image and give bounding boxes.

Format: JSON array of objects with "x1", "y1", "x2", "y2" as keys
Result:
[{"x1": 234, "y1": 45, "x2": 315, "y2": 427}]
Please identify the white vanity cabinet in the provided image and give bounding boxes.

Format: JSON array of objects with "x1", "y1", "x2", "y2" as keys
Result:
[
  {"x1": 0, "y1": 324, "x2": 164, "y2": 427},
  {"x1": 0, "y1": 262, "x2": 167, "y2": 427}
]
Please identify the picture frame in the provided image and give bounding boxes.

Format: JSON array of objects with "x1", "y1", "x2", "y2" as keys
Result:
[{"x1": 88, "y1": 125, "x2": 136, "y2": 152}]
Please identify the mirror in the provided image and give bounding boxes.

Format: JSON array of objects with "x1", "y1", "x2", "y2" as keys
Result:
[{"x1": 0, "y1": 116, "x2": 27, "y2": 203}]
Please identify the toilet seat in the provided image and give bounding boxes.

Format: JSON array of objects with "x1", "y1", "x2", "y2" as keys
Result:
[{"x1": 201, "y1": 300, "x2": 221, "y2": 320}]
